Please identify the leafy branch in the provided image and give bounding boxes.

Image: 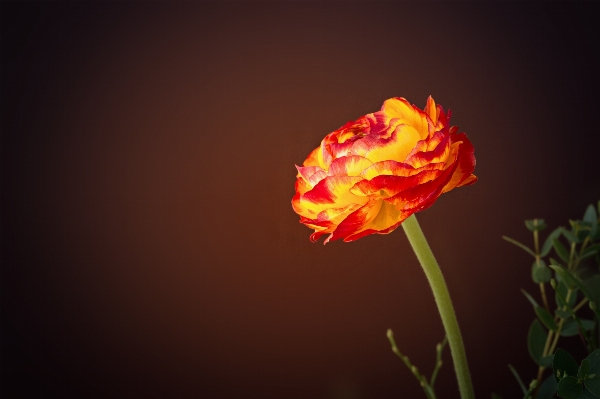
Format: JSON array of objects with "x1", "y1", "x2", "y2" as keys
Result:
[
  {"x1": 387, "y1": 329, "x2": 447, "y2": 399},
  {"x1": 496, "y1": 201, "x2": 600, "y2": 399}
]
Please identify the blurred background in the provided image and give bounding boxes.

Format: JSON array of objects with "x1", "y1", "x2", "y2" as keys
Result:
[{"x1": 2, "y1": 1, "x2": 599, "y2": 398}]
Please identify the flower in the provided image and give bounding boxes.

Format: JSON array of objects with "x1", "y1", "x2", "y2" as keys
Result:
[{"x1": 291, "y1": 96, "x2": 477, "y2": 244}]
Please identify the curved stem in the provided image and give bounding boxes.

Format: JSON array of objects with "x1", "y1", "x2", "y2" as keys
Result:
[{"x1": 402, "y1": 214, "x2": 475, "y2": 399}]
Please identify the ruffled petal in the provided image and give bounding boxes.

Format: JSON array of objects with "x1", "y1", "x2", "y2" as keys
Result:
[
  {"x1": 442, "y1": 132, "x2": 478, "y2": 193},
  {"x1": 303, "y1": 146, "x2": 326, "y2": 169},
  {"x1": 360, "y1": 160, "x2": 444, "y2": 180},
  {"x1": 328, "y1": 200, "x2": 408, "y2": 243},
  {"x1": 404, "y1": 133, "x2": 451, "y2": 168},
  {"x1": 293, "y1": 176, "x2": 311, "y2": 197},
  {"x1": 298, "y1": 202, "x2": 364, "y2": 242},
  {"x1": 293, "y1": 175, "x2": 368, "y2": 218},
  {"x1": 385, "y1": 157, "x2": 459, "y2": 209},
  {"x1": 380, "y1": 97, "x2": 430, "y2": 140},
  {"x1": 349, "y1": 169, "x2": 443, "y2": 198},
  {"x1": 346, "y1": 124, "x2": 421, "y2": 164},
  {"x1": 325, "y1": 199, "x2": 383, "y2": 243},
  {"x1": 295, "y1": 165, "x2": 326, "y2": 185},
  {"x1": 424, "y1": 96, "x2": 439, "y2": 126},
  {"x1": 328, "y1": 155, "x2": 373, "y2": 177}
]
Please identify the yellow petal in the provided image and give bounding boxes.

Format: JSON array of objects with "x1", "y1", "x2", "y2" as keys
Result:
[
  {"x1": 366, "y1": 200, "x2": 403, "y2": 232},
  {"x1": 328, "y1": 155, "x2": 373, "y2": 177},
  {"x1": 358, "y1": 124, "x2": 421, "y2": 164},
  {"x1": 424, "y1": 96, "x2": 439, "y2": 126},
  {"x1": 294, "y1": 176, "x2": 368, "y2": 218},
  {"x1": 381, "y1": 98, "x2": 429, "y2": 140}
]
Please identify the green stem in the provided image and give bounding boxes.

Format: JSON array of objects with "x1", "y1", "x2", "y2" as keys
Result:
[{"x1": 401, "y1": 214, "x2": 475, "y2": 399}]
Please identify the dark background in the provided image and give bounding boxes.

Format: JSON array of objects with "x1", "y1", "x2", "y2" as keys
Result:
[{"x1": 2, "y1": 1, "x2": 599, "y2": 398}]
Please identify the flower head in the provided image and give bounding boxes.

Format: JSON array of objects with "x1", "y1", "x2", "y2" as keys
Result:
[{"x1": 291, "y1": 96, "x2": 477, "y2": 244}]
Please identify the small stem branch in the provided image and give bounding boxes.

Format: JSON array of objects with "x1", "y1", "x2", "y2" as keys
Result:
[
  {"x1": 568, "y1": 242, "x2": 576, "y2": 271},
  {"x1": 539, "y1": 282, "x2": 550, "y2": 311},
  {"x1": 547, "y1": 289, "x2": 574, "y2": 356},
  {"x1": 387, "y1": 329, "x2": 437, "y2": 399},
  {"x1": 430, "y1": 335, "x2": 448, "y2": 387},
  {"x1": 533, "y1": 223, "x2": 549, "y2": 311},
  {"x1": 548, "y1": 319, "x2": 565, "y2": 359},
  {"x1": 573, "y1": 297, "x2": 590, "y2": 313},
  {"x1": 508, "y1": 364, "x2": 527, "y2": 394},
  {"x1": 533, "y1": 222, "x2": 540, "y2": 255},
  {"x1": 401, "y1": 214, "x2": 475, "y2": 399}
]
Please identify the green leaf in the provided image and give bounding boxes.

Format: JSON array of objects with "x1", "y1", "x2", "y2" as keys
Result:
[
  {"x1": 586, "y1": 349, "x2": 600, "y2": 376},
  {"x1": 503, "y1": 236, "x2": 536, "y2": 258},
  {"x1": 538, "y1": 374, "x2": 558, "y2": 399},
  {"x1": 542, "y1": 227, "x2": 564, "y2": 257},
  {"x1": 582, "y1": 244, "x2": 600, "y2": 257},
  {"x1": 561, "y1": 319, "x2": 596, "y2": 337},
  {"x1": 526, "y1": 219, "x2": 547, "y2": 231},
  {"x1": 528, "y1": 319, "x2": 548, "y2": 366},
  {"x1": 585, "y1": 377, "x2": 600, "y2": 397},
  {"x1": 578, "y1": 249, "x2": 599, "y2": 263},
  {"x1": 529, "y1": 319, "x2": 548, "y2": 366},
  {"x1": 550, "y1": 257, "x2": 565, "y2": 267},
  {"x1": 554, "y1": 275, "x2": 578, "y2": 316},
  {"x1": 562, "y1": 228, "x2": 580, "y2": 244},
  {"x1": 491, "y1": 394, "x2": 504, "y2": 399},
  {"x1": 579, "y1": 388, "x2": 600, "y2": 398},
  {"x1": 541, "y1": 355, "x2": 555, "y2": 368},
  {"x1": 533, "y1": 259, "x2": 552, "y2": 283},
  {"x1": 584, "y1": 204, "x2": 598, "y2": 238},
  {"x1": 553, "y1": 238, "x2": 571, "y2": 263},
  {"x1": 585, "y1": 358, "x2": 600, "y2": 396},
  {"x1": 583, "y1": 278, "x2": 600, "y2": 319},
  {"x1": 554, "y1": 349, "x2": 580, "y2": 382},
  {"x1": 550, "y1": 265, "x2": 579, "y2": 290},
  {"x1": 522, "y1": 289, "x2": 540, "y2": 308},
  {"x1": 536, "y1": 306, "x2": 558, "y2": 331},
  {"x1": 580, "y1": 359, "x2": 591, "y2": 379},
  {"x1": 557, "y1": 375, "x2": 582, "y2": 399},
  {"x1": 583, "y1": 275, "x2": 600, "y2": 306},
  {"x1": 576, "y1": 223, "x2": 592, "y2": 243},
  {"x1": 552, "y1": 265, "x2": 595, "y2": 314},
  {"x1": 551, "y1": 265, "x2": 590, "y2": 298}
]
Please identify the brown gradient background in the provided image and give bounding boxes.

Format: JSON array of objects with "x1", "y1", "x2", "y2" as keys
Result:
[{"x1": 2, "y1": 1, "x2": 600, "y2": 398}]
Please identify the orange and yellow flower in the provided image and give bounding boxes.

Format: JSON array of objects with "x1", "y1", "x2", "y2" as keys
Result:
[{"x1": 291, "y1": 96, "x2": 477, "y2": 244}]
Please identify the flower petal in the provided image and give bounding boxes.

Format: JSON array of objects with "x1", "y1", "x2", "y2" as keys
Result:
[
  {"x1": 360, "y1": 160, "x2": 444, "y2": 180},
  {"x1": 293, "y1": 175, "x2": 368, "y2": 218},
  {"x1": 380, "y1": 97, "x2": 430, "y2": 140},
  {"x1": 442, "y1": 132, "x2": 478, "y2": 193},
  {"x1": 347, "y1": 124, "x2": 421, "y2": 164},
  {"x1": 385, "y1": 157, "x2": 459, "y2": 209},
  {"x1": 404, "y1": 133, "x2": 451, "y2": 168},
  {"x1": 424, "y1": 96, "x2": 439, "y2": 126},
  {"x1": 328, "y1": 155, "x2": 373, "y2": 177},
  {"x1": 325, "y1": 199, "x2": 383, "y2": 243},
  {"x1": 293, "y1": 176, "x2": 311, "y2": 197},
  {"x1": 295, "y1": 165, "x2": 325, "y2": 185},
  {"x1": 308, "y1": 170, "x2": 327, "y2": 186},
  {"x1": 298, "y1": 202, "x2": 364, "y2": 242},
  {"x1": 303, "y1": 146, "x2": 326, "y2": 169},
  {"x1": 350, "y1": 169, "x2": 443, "y2": 198},
  {"x1": 327, "y1": 199, "x2": 408, "y2": 243}
]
